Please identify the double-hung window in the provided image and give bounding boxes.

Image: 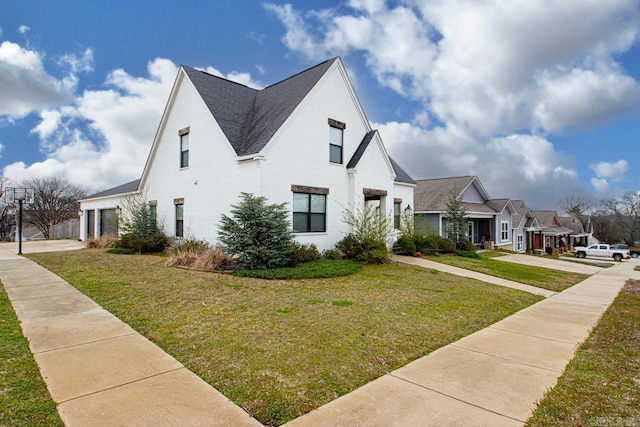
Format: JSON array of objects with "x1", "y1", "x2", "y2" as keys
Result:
[
  {"x1": 179, "y1": 127, "x2": 190, "y2": 168},
  {"x1": 328, "y1": 119, "x2": 345, "y2": 164},
  {"x1": 501, "y1": 221, "x2": 509, "y2": 241},
  {"x1": 292, "y1": 188, "x2": 327, "y2": 233},
  {"x1": 393, "y1": 201, "x2": 401, "y2": 229},
  {"x1": 175, "y1": 200, "x2": 184, "y2": 237},
  {"x1": 149, "y1": 201, "x2": 157, "y2": 228}
]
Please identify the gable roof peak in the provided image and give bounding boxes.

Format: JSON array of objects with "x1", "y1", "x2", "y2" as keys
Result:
[
  {"x1": 180, "y1": 65, "x2": 253, "y2": 90},
  {"x1": 183, "y1": 57, "x2": 338, "y2": 157},
  {"x1": 263, "y1": 57, "x2": 340, "y2": 90}
]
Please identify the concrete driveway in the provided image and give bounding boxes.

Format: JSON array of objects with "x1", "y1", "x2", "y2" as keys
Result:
[
  {"x1": 492, "y1": 253, "x2": 606, "y2": 275},
  {"x1": 0, "y1": 240, "x2": 87, "y2": 258}
]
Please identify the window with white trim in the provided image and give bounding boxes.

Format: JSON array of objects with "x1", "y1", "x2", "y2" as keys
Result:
[
  {"x1": 501, "y1": 220, "x2": 509, "y2": 241},
  {"x1": 517, "y1": 234, "x2": 523, "y2": 251}
]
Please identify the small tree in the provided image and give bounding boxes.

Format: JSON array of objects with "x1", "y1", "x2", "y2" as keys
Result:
[
  {"x1": 443, "y1": 188, "x2": 469, "y2": 249},
  {"x1": 217, "y1": 193, "x2": 294, "y2": 270},
  {"x1": 338, "y1": 201, "x2": 392, "y2": 263},
  {"x1": 115, "y1": 191, "x2": 167, "y2": 253}
]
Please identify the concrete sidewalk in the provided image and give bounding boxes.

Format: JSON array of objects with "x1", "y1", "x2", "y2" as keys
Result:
[
  {"x1": 287, "y1": 258, "x2": 640, "y2": 426},
  {"x1": 0, "y1": 242, "x2": 260, "y2": 427},
  {"x1": 2, "y1": 241, "x2": 638, "y2": 426}
]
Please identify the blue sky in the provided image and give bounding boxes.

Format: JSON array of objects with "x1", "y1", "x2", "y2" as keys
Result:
[{"x1": 1, "y1": 0, "x2": 639, "y2": 209}]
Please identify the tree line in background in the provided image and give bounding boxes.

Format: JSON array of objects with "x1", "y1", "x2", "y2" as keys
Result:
[{"x1": 558, "y1": 194, "x2": 640, "y2": 246}]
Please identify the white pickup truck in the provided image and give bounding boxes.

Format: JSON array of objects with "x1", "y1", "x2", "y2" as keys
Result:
[{"x1": 573, "y1": 244, "x2": 630, "y2": 262}]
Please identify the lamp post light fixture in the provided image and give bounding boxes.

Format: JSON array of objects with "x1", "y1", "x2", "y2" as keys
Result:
[
  {"x1": 4, "y1": 187, "x2": 35, "y2": 255},
  {"x1": 404, "y1": 204, "x2": 412, "y2": 217}
]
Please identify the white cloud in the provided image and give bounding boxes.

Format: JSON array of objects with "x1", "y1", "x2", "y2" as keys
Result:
[
  {"x1": 267, "y1": 0, "x2": 640, "y2": 207},
  {"x1": 59, "y1": 48, "x2": 94, "y2": 74},
  {"x1": 591, "y1": 177, "x2": 610, "y2": 193},
  {"x1": 247, "y1": 32, "x2": 265, "y2": 45},
  {"x1": 3, "y1": 57, "x2": 178, "y2": 191},
  {"x1": 199, "y1": 66, "x2": 263, "y2": 89},
  {"x1": 18, "y1": 25, "x2": 30, "y2": 34},
  {"x1": 2, "y1": 52, "x2": 266, "y2": 193},
  {"x1": 0, "y1": 41, "x2": 76, "y2": 118},
  {"x1": 590, "y1": 159, "x2": 628, "y2": 179}
]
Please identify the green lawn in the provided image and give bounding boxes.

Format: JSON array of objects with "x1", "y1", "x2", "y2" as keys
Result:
[
  {"x1": 27, "y1": 249, "x2": 541, "y2": 426},
  {"x1": 0, "y1": 283, "x2": 63, "y2": 427},
  {"x1": 425, "y1": 252, "x2": 589, "y2": 292},
  {"x1": 527, "y1": 279, "x2": 640, "y2": 426}
]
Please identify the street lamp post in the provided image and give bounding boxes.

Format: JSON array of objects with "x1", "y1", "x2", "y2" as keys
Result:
[{"x1": 4, "y1": 187, "x2": 34, "y2": 255}]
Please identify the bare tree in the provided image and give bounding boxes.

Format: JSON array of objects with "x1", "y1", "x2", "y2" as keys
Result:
[
  {"x1": 19, "y1": 177, "x2": 88, "y2": 239},
  {"x1": 557, "y1": 196, "x2": 593, "y2": 215},
  {"x1": 592, "y1": 192, "x2": 640, "y2": 244},
  {"x1": 618, "y1": 191, "x2": 640, "y2": 244},
  {"x1": 0, "y1": 204, "x2": 15, "y2": 240},
  {"x1": 0, "y1": 178, "x2": 16, "y2": 240}
]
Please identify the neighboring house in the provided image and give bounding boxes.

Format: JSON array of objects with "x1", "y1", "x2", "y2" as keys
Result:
[
  {"x1": 529, "y1": 210, "x2": 574, "y2": 250},
  {"x1": 79, "y1": 57, "x2": 415, "y2": 251},
  {"x1": 413, "y1": 176, "x2": 516, "y2": 249},
  {"x1": 559, "y1": 212, "x2": 593, "y2": 247},
  {"x1": 510, "y1": 200, "x2": 541, "y2": 253}
]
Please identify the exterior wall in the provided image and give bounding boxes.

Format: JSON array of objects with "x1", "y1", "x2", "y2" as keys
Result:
[
  {"x1": 512, "y1": 220, "x2": 527, "y2": 252},
  {"x1": 79, "y1": 194, "x2": 128, "y2": 240},
  {"x1": 258, "y1": 64, "x2": 412, "y2": 250},
  {"x1": 415, "y1": 213, "x2": 440, "y2": 235},
  {"x1": 141, "y1": 74, "x2": 260, "y2": 244},
  {"x1": 495, "y1": 208, "x2": 513, "y2": 249},
  {"x1": 461, "y1": 183, "x2": 484, "y2": 203}
]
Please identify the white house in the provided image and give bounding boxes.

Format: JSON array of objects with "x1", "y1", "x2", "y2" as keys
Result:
[{"x1": 79, "y1": 57, "x2": 415, "y2": 250}]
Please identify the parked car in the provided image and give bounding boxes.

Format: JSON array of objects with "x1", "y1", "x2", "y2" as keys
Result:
[
  {"x1": 573, "y1": 244, "x2": 630, "y2": 262},
  {"x1": 611, "y1": 244, "x2": 640, "y2": 258}
]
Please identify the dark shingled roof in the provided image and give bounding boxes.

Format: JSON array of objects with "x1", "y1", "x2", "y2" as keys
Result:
[
  {"x1": 389, "y1": 157, "x2": 416, "y2": 185},
  {"x1": 85, "y1": 179, "x2": 140, "y2": 199},
  {"x1": 346, "y1": 131, "x2": 415, "y2": 184},
  {"x1": 183, "y1": 58, "x2": 337, "y2": 156},
  {"x1": 347, "y1": 130, "x2": 376, "y2": 169},
  {"x1": 185, "y1": 60, "x2": 414, "y2": 185}
]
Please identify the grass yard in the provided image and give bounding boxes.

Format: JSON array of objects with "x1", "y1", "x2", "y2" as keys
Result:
[
  {"x1": 527, "y1": 279, "x2": 640, "y2": 426},
  {"x1": 0, "y1": 283, "x2": 63, "y2": 427},
  {"x1": 27, "y1": 249, "x2": 542, "y2": 426},
  {"x1": 425, "y1": 252, "x2": 589, "y2": 292}
]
